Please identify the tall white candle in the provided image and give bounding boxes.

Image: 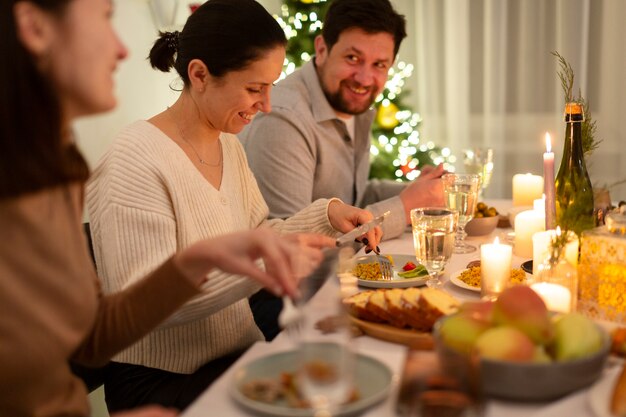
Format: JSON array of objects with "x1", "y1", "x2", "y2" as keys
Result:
[
  {"x1": 481, "y1": 237, "x2": 512, "y2": 300},
  {"x1": 543, "y1": 133, "x2": 556, "y2": 229},
  {"x1": 534, "y1": 195, "x2": 546, "y2": 212},
  {"x1": 513, "y1": 173, "x2": 544, "y2": 207},
  {"x1": 530, "y1": 282, "x2": 572, "y2": 313},
  {"x1": 514, "y1": 209, "x2": 545, "y2": 258},
  {"x1": 532, "y1": 229, "x2": 579, "y2": 275}
]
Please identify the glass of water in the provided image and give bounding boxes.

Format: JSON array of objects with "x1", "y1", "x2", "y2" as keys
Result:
[
  {"x1": 463, "y1": 148, "x2": 494, "y2": 198},
  {"x1": 442, "y1": 174, "x2": 481, "y2": 254},
  {"x1": 410, "y1": 208, "x2": 458, "y2": 288},
  {"x1": 297, "y1": 247, "x2": 356, "y2": 415}
]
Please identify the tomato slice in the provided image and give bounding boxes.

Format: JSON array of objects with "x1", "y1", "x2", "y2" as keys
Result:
[{"x1": 403, "y1": 261, "x2": 417, "y2": 271}]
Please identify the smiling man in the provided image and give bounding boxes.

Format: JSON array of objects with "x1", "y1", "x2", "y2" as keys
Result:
[{"x1": 241, "y1": 0, "x2": 444, "y2": 241}]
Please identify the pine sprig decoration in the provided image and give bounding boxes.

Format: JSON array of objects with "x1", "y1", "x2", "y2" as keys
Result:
[
  {"x1": 548, "y1": 228, "x2": 572, "y2": 264},
  {"x1": 552, "y1": 51, "x2": 602, "y2": 159}
]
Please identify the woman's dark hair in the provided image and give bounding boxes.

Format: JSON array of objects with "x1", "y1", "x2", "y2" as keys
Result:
[
  {"x1": 322, "y1": 0, "x2": 407, "y2": 56},
  {"x1": 149, "y1": 0, "x2": 287, "y2": 83},
  {"x1": 0, "y1": 0, "x2": 89, "y2": 200}
]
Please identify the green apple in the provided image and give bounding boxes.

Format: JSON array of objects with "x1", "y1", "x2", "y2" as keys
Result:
[
  {"x1": 438, "y1": 314, "x2": 491, "y2": 355},
  {"x1": 552, "y1": 313, "x2": 604, "y2": 361}
]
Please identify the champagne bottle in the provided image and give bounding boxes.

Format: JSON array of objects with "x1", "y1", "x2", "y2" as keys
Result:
[{"x1": 555, "y1": 102, "x2": 594, "y2": 235}]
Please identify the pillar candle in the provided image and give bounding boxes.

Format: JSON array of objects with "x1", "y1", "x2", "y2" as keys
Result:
[
  {"x1": 513, "y1": 173, "x2": 544, "y2": 207},
  {"x1": 480, "y1": 237, "x2": 512, "y2": 300},
  {"x1": 534, "y1": 195, "x2": 546, "y2": 212},
  {"x1": 543, "y1": 133, "x2": 556, "y2": 229},
  {"x1": 530, "y1": 282, "x2": 572, "y2": 313},
  {"x1": 514, "y1": 209, "x2": 545, "y2": 258},
  {"x1": 531, "y1": 229, "x2": 579, "y2": 275}
]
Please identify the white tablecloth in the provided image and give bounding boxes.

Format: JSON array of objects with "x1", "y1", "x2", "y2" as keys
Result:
[{"x1": 182, "y1": 200, "x2": 615, "y2": 417}]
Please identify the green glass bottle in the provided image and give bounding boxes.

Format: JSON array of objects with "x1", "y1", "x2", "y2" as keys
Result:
[{"x1": 555, "y1": 102, "x2": 595, "y2": 235}]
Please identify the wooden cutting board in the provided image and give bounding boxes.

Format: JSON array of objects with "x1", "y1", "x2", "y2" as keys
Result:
[{"x1": 349, "y1": 316, "x2": 434, "y2": 350}]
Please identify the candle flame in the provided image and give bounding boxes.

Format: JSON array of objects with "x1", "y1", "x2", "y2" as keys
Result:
[
  {"x1": 493, "y1": 236, "x2": 500, "y2": 245},
  {"x1": 545, "y1": 132, "x2": 552, "y2": 153},
  {"x1": 555, "y1": 226, "x2": 561, "y2": 236}
]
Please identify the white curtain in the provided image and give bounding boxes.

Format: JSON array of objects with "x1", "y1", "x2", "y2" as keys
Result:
[{"x1": 403, "y1": 0, "x2": 626, "y2": 200}]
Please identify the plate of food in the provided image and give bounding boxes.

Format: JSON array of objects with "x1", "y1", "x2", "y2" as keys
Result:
[
  {"x1": 230, "y1": 348, "x2": 392, "y2": 417},
  {"x1": 352, "y1": 254, "x2": 429, "y2": 288},
  {"x1": 449, "y1": 266, "x2": 528, "y2": 293}
]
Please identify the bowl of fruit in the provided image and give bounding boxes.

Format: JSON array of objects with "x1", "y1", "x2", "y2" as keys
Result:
[
  {"x1": 433, "y1": 285, "x2": 610, "y2": 401},
  {"x1": 465, "y1": 202, "x2": 499, "y2": 236}
]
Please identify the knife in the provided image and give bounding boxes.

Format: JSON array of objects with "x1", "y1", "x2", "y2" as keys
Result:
[
  {"x1": 295, "y1": 247, "x2": 340, "y2": 305},
  {"x1": 335, "y1": 211, "x2": 390, "y2": 247}
]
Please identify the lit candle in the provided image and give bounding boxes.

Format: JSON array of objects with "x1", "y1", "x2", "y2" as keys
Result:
[
  {"x1": 543, "y1": 133, "x2": 556, "y2": 229},
  {"x1": 532, "y1": 228, "x2": 579, "y2": 275},
  {"x1": 512, "y1": 173, "x2": 544, "y2": 207},
  {"x1": 530, "y1": 282, "x2": 572, "y2": 313},
  {"x1": 514, "y1": 209, "x2": 545, "y2": 258},
  {"x1": 481, "y1": 237, "x2": 512, "y2": 300}
]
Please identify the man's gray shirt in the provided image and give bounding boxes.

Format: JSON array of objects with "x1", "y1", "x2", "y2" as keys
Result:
[{"x1": 240, "y1": 60, "x2": 406, "y2": 239}]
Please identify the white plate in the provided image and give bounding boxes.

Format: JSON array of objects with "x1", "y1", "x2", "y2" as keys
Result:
[
  {"x1": 449, "y1": 269, "x2": 480, "y2": 292},
  {"x1": 354, "y1": 254, "x2": 429, "y2": 288},
  {"x1": 230, "y1": 348, "x2": 392, "y2": 417},
  {"x1": 588, "y1": 364, "x2": 623, "y2": 417}
]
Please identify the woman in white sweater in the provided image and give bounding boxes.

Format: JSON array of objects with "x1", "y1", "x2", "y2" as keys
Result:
[{"x1": 86, "y1": 0, "x2": 381, "y2": 411}]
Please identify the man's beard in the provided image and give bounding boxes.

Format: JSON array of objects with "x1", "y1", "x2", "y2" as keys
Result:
[{"x1": 322, "y1": 81, "x2": 378, "y2": 115}]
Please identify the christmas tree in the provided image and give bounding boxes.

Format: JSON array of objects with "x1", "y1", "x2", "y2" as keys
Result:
[{"x1": 275, "y1": 0, "x2": 454, "y2": 182}]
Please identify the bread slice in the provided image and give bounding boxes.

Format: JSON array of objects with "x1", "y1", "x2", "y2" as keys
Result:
[
  {"x1": 343, "y1": 290, "x2": 383, "y2": 322},
  {"x1": 418, "y1": 288, "x2": 460, "y2": 329},
  {"x1": 383, "y1": 288, "x2": 409, "y2": 328},
  {"x1": 400, "y1": 287, "x2": 431, "y2": 331},
  {"x1": 366, "y1": 289, "x2": 394, "y2": 324}
]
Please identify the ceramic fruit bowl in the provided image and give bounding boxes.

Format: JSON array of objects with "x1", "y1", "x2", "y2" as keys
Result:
[
  {"x1": 465, "y1": 216, "x2": 499, "y2": 236},
  {"x1": 432, "y1": 314, "x2": 611, "y2": 402}
]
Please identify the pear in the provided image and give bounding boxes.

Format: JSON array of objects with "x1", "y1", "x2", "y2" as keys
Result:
[
  {"x1": 474, "y1": 326, "x2": 536, "y2": 362},
  {"x1": 552, "y1": 313, "x2": 604, "y2": 361}
]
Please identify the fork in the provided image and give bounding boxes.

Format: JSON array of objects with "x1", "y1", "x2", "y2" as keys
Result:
[
  {"x1": 363, "y1": 237, "x2": 393, "y2": 281},
  {"x1": 278, "y1": 296, "x2": 304, "y2": 340},
  {"x1": 374, "y1": 249, "x2": 394, "y2": 280}
]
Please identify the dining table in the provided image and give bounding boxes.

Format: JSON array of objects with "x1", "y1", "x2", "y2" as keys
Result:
[{"x1": 182, "y1": 199, "x2": 622, "y2": 417}]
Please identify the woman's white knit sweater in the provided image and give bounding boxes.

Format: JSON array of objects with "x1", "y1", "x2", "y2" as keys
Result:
[{"x1": 86, "y1": 120, "x2": 337, "y2": 373}]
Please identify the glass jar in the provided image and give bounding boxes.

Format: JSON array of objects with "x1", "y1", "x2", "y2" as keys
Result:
[{"x1": 530, "y1": 247, "x2": 578, "y2": 313}]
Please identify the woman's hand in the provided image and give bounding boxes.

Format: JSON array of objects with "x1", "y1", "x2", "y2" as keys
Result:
[
  {"x1": 111, "y1": 405, "x2": 178, "y2": 417},
  {"x1": 327, "y1": 200, "x2": 382, "y2": 252},
  {"x1": 173, "y1": 229, "x2": 335, "y2": 298}
]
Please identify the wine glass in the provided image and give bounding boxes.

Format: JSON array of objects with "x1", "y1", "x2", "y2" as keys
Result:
[
  {"x1": 297, "y1": 247, "x2": 356, "y2": 416},
  {"x1": 442, "y1": 173, "x2": 481, "y2": 254},
  {"x1": 410, "y1": 208, "x2": 458, "y2": 288},
  {"x1": 463, "y1": 148, "x2": 494, "y2": 198}
]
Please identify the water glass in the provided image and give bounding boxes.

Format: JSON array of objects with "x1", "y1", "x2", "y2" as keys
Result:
[
  {"x1": 297, "y1": 247, "x2": 356, "y2": 415},
  {"x1": 396, "y1": 349, "x2": 484, "y2": 417},
  {"x1": 442, "y1": 173, "x2": 481, "y2": 254},
  {"x1": 410, "y1": 208, "x2": 458, "y2": 288},
  {"x1": 463, "y1": 148, "x2": 494, "y2": 198}
]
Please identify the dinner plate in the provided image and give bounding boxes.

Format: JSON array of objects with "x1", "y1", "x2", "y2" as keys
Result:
[
  {"x1": 354, "y1": 254, "x2": 429, "y2": 288},
  {"x1": 449, "y1": 269, "x2": 480, "y2": 293},
  {"x1": 588, "y1": 364, "x2": 623, "y2": 417},
  {"x1": 230, "y1": 348, "x2": 392, "y2": 417}
]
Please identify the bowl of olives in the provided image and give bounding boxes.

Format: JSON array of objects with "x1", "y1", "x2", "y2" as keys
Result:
[{"x1": 465, "y1": 202, "x2": 499, "y2": 236}]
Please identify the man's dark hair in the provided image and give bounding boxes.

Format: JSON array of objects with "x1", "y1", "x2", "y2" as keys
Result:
[{"x1": 322, "y1": 0, "x2": 407, "y2": 56}]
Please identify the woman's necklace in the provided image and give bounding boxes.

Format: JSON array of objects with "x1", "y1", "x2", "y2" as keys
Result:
[{"x1": 169, "y1": 108, "x2": 222, "y2": 167}]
